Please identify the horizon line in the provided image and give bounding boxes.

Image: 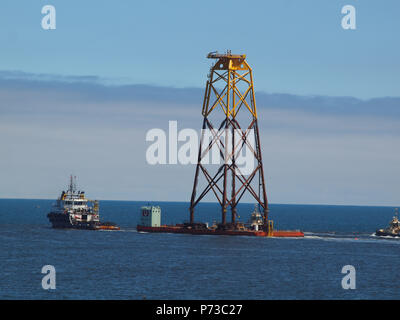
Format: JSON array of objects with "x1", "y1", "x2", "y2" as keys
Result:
[{"x1": 0, "y1": 197, "x2": 397, "y2": 209}]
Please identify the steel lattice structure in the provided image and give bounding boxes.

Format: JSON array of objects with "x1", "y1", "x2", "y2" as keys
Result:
[{"x1": 189, "y1": 51, "x2": 269, "y2": 229}]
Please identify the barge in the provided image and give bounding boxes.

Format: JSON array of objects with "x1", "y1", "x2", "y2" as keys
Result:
[
  {"x1": 137, "y1": 205, "x2": 304, "y2": 238},
  {"x1": 137, "y1": 225, "x2": 304, "y2": 237}
]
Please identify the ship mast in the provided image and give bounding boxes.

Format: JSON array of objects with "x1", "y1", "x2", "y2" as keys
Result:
[{"x1": 68, "y1": 175, "x2": 77, "y2": 193}]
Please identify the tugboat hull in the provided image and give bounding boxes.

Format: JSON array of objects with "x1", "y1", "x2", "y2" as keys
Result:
[
  {"x1": 375, "y1": 229, "x2": 400, "y2": 238},
  {"x1": 47, "y1": 213, "x2": 98, "y2": 230}
]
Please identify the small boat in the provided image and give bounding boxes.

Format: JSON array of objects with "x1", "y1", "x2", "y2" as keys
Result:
[
  {"x1": 375, "y1": 208, "x2": 400, "y2": 237},
  {"x1": 47, "y1": 175, "x2": 119, "y2": 231},
  {"x1": 96, "y1": 222, "x2": 120, "y2": 231}
]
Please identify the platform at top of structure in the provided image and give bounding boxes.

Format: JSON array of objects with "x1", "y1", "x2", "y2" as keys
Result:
[{"x1": 207, "y1": 51, "x2": 246, "y2": 60}]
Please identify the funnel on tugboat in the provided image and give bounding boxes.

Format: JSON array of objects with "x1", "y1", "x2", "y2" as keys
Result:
[{"x1": 47, "y1": 175, "x2": 120, "y2": 231}]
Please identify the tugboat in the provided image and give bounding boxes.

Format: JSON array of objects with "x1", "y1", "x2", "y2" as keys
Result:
[
  {"x1": 47, "y1": 175, "x2": 120, "y2": 230},
  {"x1": 375, "y1": 208, "x2": 400, "y2": 237},
  {"x1": 249, "y1": 204, "x2": 266, "y2": 231}
]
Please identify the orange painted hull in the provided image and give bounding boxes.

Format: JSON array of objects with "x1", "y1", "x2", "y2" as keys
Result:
[
  {"x1": 96, "y1": 225, "x2": 120, "y2": 231},
  {"x1": 272, "y1": 230, "x2": 304, "y2": 237},
  {"x1": 137, "y1": 225, "x2": 304, "y2": 238}
]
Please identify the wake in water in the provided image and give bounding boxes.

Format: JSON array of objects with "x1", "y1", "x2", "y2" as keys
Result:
[
  {"x1": 304, "y1": 231, "x2": 400, "y2": 244},
  {"x1": 371, "y1": 233, "x2": 400, "y2": 239},
  {"x1": 97, "y1": 228, "x2": 138, "y2": 233}
]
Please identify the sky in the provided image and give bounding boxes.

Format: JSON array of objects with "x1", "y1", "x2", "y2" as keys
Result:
[
  {"x1": 1, "y1": 0, "x2": 400, "y2": 98},
  {"x1": 0, "y1": 1, "x2": 399, "y2": 206}
]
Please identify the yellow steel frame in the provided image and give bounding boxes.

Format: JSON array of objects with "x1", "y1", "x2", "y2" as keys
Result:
[{"x1": 202, "y1": 55, "x2": 257, "y2": 119}]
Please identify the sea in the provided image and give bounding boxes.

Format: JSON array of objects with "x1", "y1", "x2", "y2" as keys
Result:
[{"x1": 1, "y1": 199, "x2": 400, "y2": 300}]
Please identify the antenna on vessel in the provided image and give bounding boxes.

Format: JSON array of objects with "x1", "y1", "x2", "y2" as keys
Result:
[{"x1": 68, "y1": 175, "x2": 77, "y2": 193}]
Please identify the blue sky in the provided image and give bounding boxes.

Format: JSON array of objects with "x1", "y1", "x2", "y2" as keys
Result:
[
  {"x1": 1, "y1": 0, "x2": 399, "y2": 98},
  {"x1": 0, "y1": 1, "x2": 399, "y2": 206}
]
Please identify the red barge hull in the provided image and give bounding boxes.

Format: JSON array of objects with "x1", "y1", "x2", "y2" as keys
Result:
[{"x1": 136, "y1": 225, "x2": 304, "y2": 238}]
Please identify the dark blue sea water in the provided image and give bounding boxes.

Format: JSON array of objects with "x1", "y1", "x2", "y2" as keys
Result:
[{"x1": 1, "y1": 199, "x2": 400, "y2": 300}]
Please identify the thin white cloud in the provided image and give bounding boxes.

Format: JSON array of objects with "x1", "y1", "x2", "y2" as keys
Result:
[{"x1": 0, "y1": 72, "x2": 399, "y2": 205}]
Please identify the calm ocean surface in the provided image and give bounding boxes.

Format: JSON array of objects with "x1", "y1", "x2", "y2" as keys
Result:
[{"x1": 1, "y1": 199, "x2": 399, "y2": 300}]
